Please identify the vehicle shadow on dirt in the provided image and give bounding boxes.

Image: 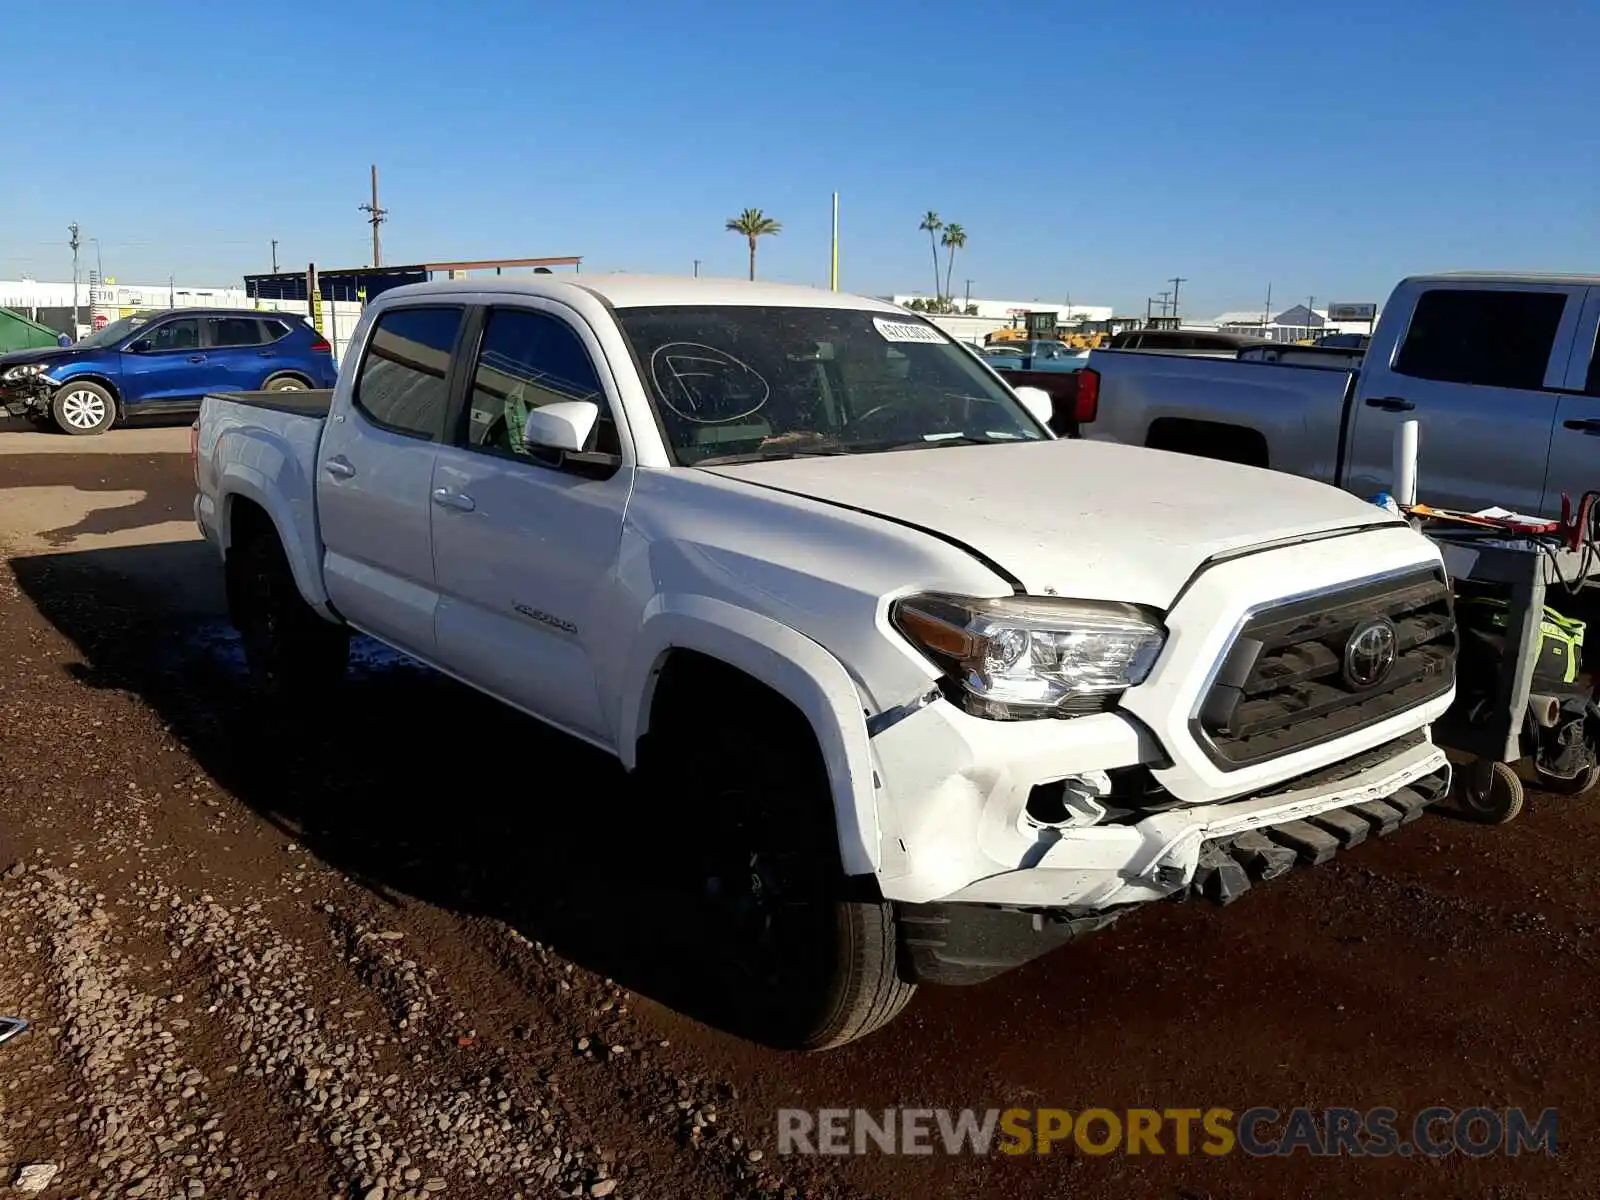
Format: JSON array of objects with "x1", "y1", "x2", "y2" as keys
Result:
[{"x1": 10, "y1": 541, "x2": 782, "y2": 1045}]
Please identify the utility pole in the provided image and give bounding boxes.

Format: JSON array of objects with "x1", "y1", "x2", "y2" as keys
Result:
[
  {"x1": 1307, "y1": 295, "x2": 1316, "y2": 339},
  {"x1": 1157, "y1": 290, "x2": 1172, "y2": 318},
  {"x1": 68, "y1": 222, "x2": 80, "y2": 338},
  {"x1": 271, "y1": 239, "x2": 279, "y2": 273},
  {"x1": 1169, "y1": 276, "x2": 1187, "y2": 322},
  {"x1": 693, "y1": 259, "x2": 700, "y2": 278},
  {"x1": 1263, "y1": 281, "x2": 1272, "y2": 332},
  {"x1": 358, "y1": 164, "x2": 388, "y2": 268},
  {"x1": 1146, "y1": 297, "x2": 1154, "y2": 324},
  {"x1": 829, "y1": 191, "x2": 840, "y2": 292},
  {"x1": 964, "y1": 279, "x2": 972, "y2": 308}
]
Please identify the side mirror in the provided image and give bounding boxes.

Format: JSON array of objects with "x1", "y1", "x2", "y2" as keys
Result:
[
  {"x1": 522, "y1": 400, "x2": 599, "y2": 454},
  {"x1": 1013, "y1": 386, "x2": 1053, "y2": 425},
  {"x1": 126, "y1": 338, "x2": 152, "y2": 354}
]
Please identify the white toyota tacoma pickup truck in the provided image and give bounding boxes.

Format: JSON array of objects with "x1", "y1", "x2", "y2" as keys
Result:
[{"x1": 194, "y1": 275, "x2": 1458, "y2": 1049}]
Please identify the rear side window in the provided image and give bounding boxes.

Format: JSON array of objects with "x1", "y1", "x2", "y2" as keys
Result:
[
  {"x1": 1393, "y1": 289, "x2": 1566, "y2": 391},
  {"x1": 206, "y1": 316, "x2": 265, "y2": 348},
  {"x1": 261, "y1": 319, "x2": 291, "y2": 343},
  {"x1": 354, "y1": 307, "x2": 464, "y2": 439}
]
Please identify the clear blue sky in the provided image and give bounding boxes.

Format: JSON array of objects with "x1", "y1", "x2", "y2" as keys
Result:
[{"x1": 4, "y1": 0, "x2": 1597, "y2": 317}]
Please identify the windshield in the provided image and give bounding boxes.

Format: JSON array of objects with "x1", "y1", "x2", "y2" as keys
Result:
[
  {"x1": 74, "y1": 314, "x2": 150, "y2": 349},
  {"x1": 614, "y1": 305, "x2": 1048, "y2": 465}
]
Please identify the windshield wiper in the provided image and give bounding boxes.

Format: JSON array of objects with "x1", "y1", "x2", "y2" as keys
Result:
[
  {"x1": 694, "y1": 445, "x2": 853, "y2": 466},
  {"x1": 864, "y1": 434, "x2": 1020, "y2": 452}
]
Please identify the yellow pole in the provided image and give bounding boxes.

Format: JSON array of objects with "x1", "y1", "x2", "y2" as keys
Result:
[{"x1": 830, "y1": 192, "x2": 839, "y2": 291}]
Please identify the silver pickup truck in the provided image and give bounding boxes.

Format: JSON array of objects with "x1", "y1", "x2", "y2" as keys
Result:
[{"x1": 1081, "y1": 273, "x2": 1600, "y2": 517}]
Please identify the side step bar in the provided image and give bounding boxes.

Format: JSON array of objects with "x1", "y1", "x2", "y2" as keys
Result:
[{"x1": 1189, "y1": 767, "x2": 1450, "y2": 906}]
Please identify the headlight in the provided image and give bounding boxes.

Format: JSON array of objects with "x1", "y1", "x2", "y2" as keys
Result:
[
  {"x1": 1, "y1": 363, "x2": 48, "y2": 381},
  {"x1": 891, "y1": 593, "x2": 1166, "y2": 720}
]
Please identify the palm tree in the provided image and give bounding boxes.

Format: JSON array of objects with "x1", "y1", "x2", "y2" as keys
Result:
[
  {"x1": 918, "y1": 211, "x2": 943, "y2": 302},
  {"x1": 725, "y1": 208, "x2": 782, "y2": 281},
  {"x1": 941, "y1": 223, "x2": 967, "y2": 304}
]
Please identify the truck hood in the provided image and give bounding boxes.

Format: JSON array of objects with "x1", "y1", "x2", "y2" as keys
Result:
[{"x1": 705, "y1": 439, "x2": 1405, "y2": 609}]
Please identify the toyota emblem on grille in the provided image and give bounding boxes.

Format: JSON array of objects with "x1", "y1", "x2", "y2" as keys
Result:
[{"x1": 1342, "y1": 617, "x2": 1398, "y2": 690}]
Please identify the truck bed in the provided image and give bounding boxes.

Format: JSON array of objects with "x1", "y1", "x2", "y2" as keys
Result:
[
  {"x1": 203, "y1": 389, "x2": 335, "y2": 419},
  {"x1": 1082, "y1": 348, "x2": 1357, "y2": 487}
]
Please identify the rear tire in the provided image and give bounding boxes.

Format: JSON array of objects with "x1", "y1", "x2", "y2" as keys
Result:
[
  {"x1": 264, "y1": 374, "x2": 311, "y2": 392},
  {"x1": 51, "y1": 382, "x2": 116, "y2": 435},
  {"x1": 649, "y1": 673, "x2": 915, "y2": 1050},
  {"x1": 226, "y1": 527, "x2": 349, "y2": 702}
]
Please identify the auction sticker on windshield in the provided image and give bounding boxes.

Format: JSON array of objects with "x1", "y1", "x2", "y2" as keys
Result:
[{"x1": 873, "y1": 318, "x2": 946, "y2": 344}]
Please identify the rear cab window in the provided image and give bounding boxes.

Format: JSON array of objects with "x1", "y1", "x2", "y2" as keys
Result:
[
  {"x1": 353, "y1": 307, "x2": 465, "y2": 439},
  {"x1": 1393, "y1": 289, "x2": 1568, "y2": 391}
]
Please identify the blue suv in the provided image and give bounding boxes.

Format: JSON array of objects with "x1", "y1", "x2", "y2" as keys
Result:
[{"x1": 0, "y1": 308, "x2": 338, "y2": 435}]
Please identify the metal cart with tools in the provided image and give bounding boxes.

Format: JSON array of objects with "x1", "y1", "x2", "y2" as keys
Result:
[{"x1": 1424, "y1": 528, "x2": 1600, "y2": 823}]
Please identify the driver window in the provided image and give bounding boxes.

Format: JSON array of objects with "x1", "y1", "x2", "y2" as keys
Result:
[
  {"x1": 460, "y1": 308, "x2": 619, "y2": 459},
  {"x1": 147, "y1": 319, "x2": 200, "y2": 352}
]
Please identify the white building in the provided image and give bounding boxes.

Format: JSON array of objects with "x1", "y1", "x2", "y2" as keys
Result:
[
  {"x1": 1210, "y1": 305, "x2": 1379, "y2": 343},
  {"x1": 889, "y1": 295, "x2": 1112, "y2": 324}
]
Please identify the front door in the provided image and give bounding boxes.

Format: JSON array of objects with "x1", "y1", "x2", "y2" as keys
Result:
[
  {"x1": 1543, "y1": 286, "x2": 1600, "y2": 517},
  {"x1": 430, "y1": 303, "x2": 631, "y2": 746},
  {"x1": 316, "y1": 304, "x2": 467, "y2": 659},
  {"x1": 1345, "y1": 284, "x2": 1585, "y2": 516},
  {"x1": 120, "y1": 316, "x2": 206, "y2": 409}
]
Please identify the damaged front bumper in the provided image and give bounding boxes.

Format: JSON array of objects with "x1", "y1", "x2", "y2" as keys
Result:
[
  {"x1": 869, "y1": 689, "x2": 1450, "y2": 914},
  {"x1": 885, "y1": 724, "x2": 1450, "y2": 985},
  {"x1": 942, "y1": 734, "x2": 1447, "y2": 909},
  {"x1": 0, "y1": 376, "x2": 55, "y2": 418}
]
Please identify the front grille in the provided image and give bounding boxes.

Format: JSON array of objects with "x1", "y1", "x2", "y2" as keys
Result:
[{"x1": 1193, "y1": 567, "x2": 1457, "y2": 769}]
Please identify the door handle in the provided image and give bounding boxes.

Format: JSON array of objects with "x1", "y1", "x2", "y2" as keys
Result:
[
  {"x1": 1563, "y1": 419, "x2": 1600, "y2": 435},
  {"x1": 257, "y1": 350, "x2": 276, "y2": 358},
  {"x1": 431, "y1": 487, "x2": 476, "y2": 512},
  {"x1": 1365, "y1": 396, "x2": 1415, "y2": 412},
  {"x1": 324, "y1": 457, "x2": 356, "y2": 480},
  {"x1": 188, "y1": 354, "x2": 206, "y2": 363}
]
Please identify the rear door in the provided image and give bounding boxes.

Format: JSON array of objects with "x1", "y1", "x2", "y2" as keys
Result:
[
  {"x1": 1346, "y1": 284, "x2": 1586, "y2": 515},
  {"x1": 1544, "y1": 286, "x2": 1600, "y2": 515},
  {"x1": 119, "y1": 316, "x2": 205, "y2": 408},
  {"x1": 315, "y1": 304, "x2": 467, "y2": 659},
  {"x1": 201, "y1": 315, "x2": 271, "y2": 394}
]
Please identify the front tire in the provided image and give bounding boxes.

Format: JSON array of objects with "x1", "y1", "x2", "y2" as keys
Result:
[
  {"x1": 51, "y1": 382, "x2": 116, "y2": 435},
  {"x1": 226, "y1": 527, "x2": 350, "y2": 702},
  {"x1": 651, "y1": 680, "x2": 915, "y2": 1050}
]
